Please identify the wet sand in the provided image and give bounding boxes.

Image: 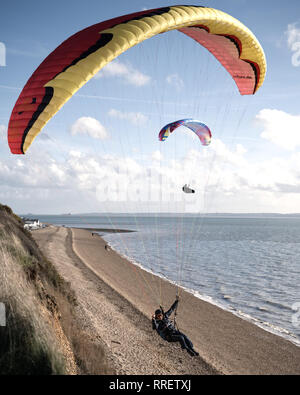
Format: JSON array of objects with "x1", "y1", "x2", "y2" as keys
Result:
[{"x1": 33, "y1": 226, "x2": 300, "y2": 375}]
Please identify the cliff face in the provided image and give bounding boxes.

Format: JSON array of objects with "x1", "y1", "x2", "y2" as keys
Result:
[{"x1": 0, "y1": 204, "x2": 77, "y2": 375}]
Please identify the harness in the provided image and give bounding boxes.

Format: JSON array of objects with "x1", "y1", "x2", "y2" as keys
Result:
[{"x1": 160, "y1": 301, "x2": 180, "y2": 332}]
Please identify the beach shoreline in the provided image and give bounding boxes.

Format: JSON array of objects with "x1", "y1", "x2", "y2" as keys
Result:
[
  {"x1": 33, "y1": 225, "x2": 300, "y2": 375},
  {"x1": 77, "y1": 227, "x2": 136, "y2": 233},
  {"x1": 99, "y1": 232, "x2": 300, "y2": 349}
]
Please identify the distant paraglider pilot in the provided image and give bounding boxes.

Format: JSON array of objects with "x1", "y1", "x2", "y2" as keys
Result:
[
  {"x1": 152, "y1": 296, "x2": 199, "y2": 357},
  {"x1": 182, "y1": 184, "x2": 195, "y2": 193}
]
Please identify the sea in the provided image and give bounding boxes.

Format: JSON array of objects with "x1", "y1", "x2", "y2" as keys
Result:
[{"x1": 26, "y1": 213, "x2": 300, "y2": 346}]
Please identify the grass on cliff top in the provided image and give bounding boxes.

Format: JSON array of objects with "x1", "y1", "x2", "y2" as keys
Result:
[{"x1": 0, "y1": 244, "x2": 65, "y2": 375}]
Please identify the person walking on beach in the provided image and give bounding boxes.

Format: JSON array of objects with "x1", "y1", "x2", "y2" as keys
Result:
[{"x1": 152, "y1": 296, "x2": 199, "y2": 357}]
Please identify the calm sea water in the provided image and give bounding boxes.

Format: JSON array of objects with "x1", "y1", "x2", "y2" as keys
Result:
[{"x1": 28, "y1": 214, "x2": 300, "y2": 345}]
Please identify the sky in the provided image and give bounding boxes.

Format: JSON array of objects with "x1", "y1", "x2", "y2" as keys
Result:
[{"x1": 1, "y1": 0, "x2": 300, "y2": 214}]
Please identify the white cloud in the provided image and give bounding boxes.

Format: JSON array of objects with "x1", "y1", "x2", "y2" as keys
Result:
[
  {"x1": 166, "y1": 73, "x2": 184, "y2": 91},
  {"x1": 1, "y1": 133, "x2": 300, "y2": 213},
  {"x1": 0, "y1": 153, "x2": 68, "y2": 189},
  {"x1": 69, "y1": 150, "x2": 82, "y2": 158},
  {"x1": 256, "y1": 109, "x2": 300, "y2": 151},
  {"x1": 70, "y1": 117, "x2": 108, "y2": 140},
  {"x1": 49, "y1": 163, "x2": 66, "y2": 183},
  {"x1": 286, "y1": 23, "x2": 300, "y2": 67},
  {"x1": 126, "y1": 70, "x2": 150, "y2": 87},
  {"x1": 202, "y1": 138, "x2": 247, "y2": 169},
  {"x1": 96, "y1": 60, "x2": 150, "y2": 86},
  {"x1": 108, "y1": 109, "x2": 148, "y2": 126},
  {"x1": 151, "y1": 150, "x2": 163, "y2": 162},
  {"x1": 99, "y1": 61, "x2": 128, "y2": 77}
]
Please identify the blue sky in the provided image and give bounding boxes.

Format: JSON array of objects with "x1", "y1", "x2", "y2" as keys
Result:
[{"x1": 1, "y1": 1, "x2": 300, "y2": 214}]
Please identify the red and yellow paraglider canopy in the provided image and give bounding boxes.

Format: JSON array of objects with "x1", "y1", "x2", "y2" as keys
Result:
[{"x1": 7, "y1": 5, "x2": 266, "y2": 154}]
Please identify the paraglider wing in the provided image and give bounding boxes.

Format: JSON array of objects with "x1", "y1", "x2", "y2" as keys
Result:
[
  {"x1": 159, "y1": 119, "x2": 212, "y2": 146},
  {"x1": 8, "y1": 5, "x2": 266, "y2": 154}
]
